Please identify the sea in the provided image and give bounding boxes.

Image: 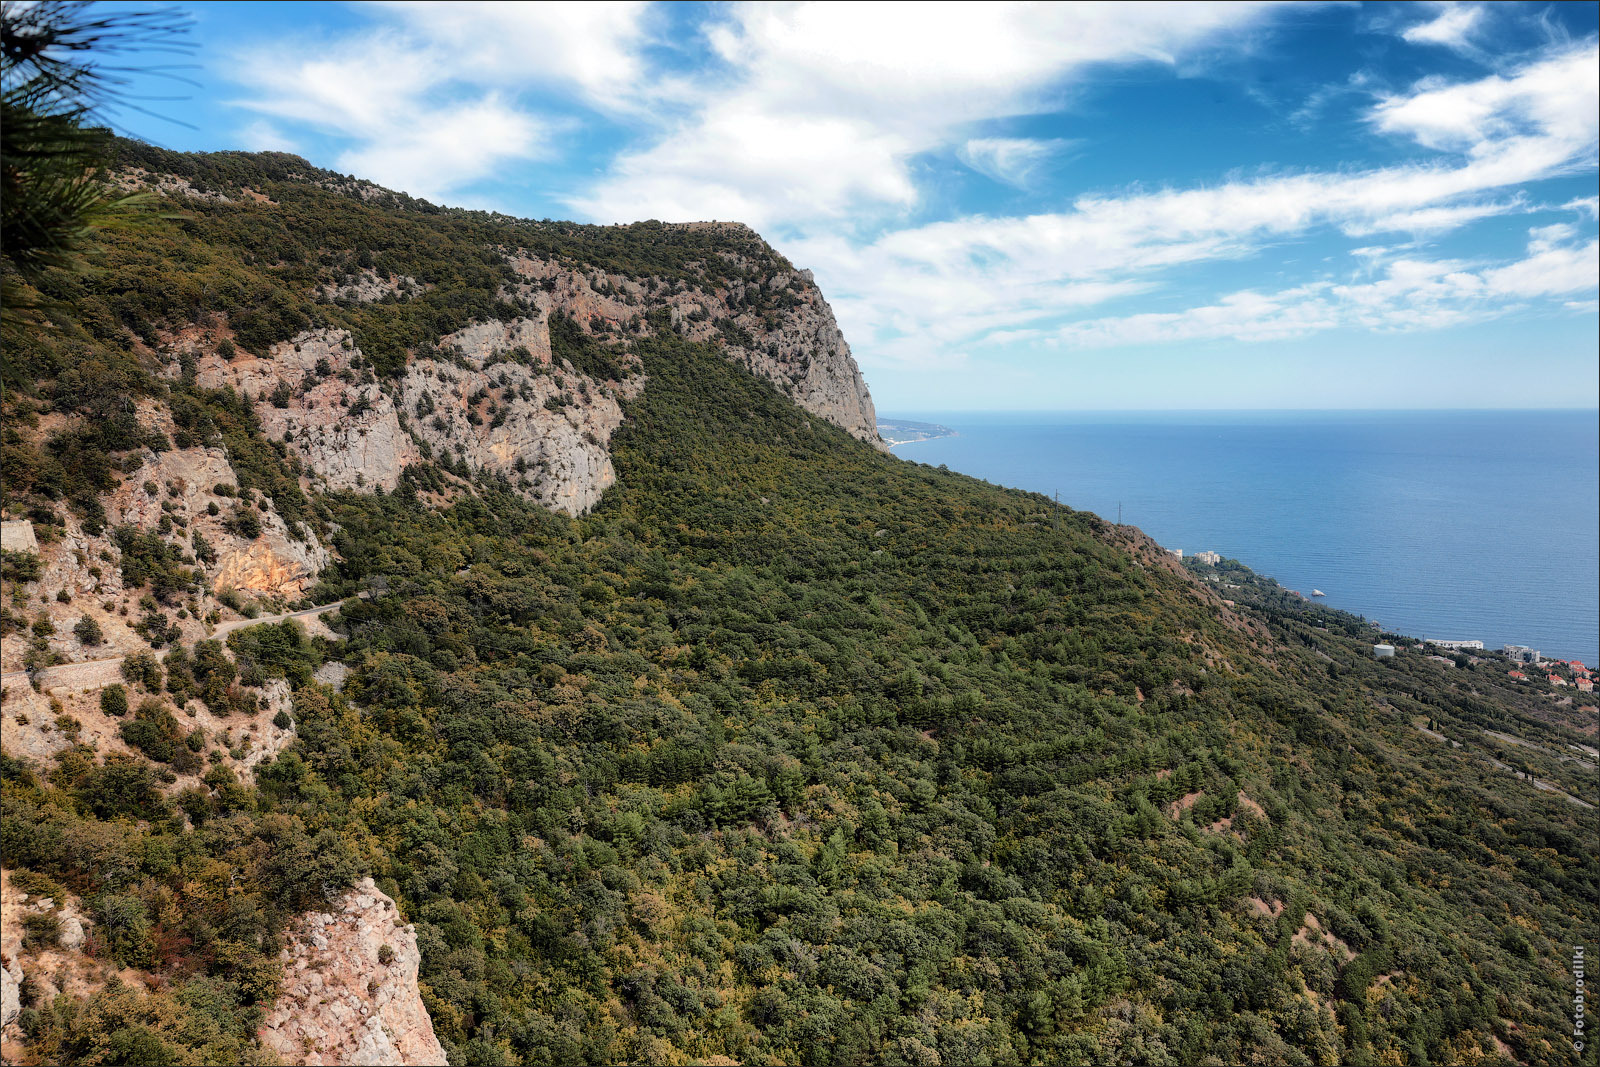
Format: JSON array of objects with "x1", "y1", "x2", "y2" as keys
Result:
[{"x1": 883, "y1": 410, "x2": 1600, "y2": 666}]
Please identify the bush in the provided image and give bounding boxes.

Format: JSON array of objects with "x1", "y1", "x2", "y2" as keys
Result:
[
  {"x1": 74, "y1": 614, "x2": 104, "y2": 646},
  {"x1": 112, "y1": 526, "x2": 198, "y2": 602},
  {"x1": 21, "y1": 912, "x2": 61, "y2": 949},
  {"x1": 121, "y1": 650, "x2": 163, "y2": 690},
  {"x1": 120, "y1": 699, "x2": 185, "y2": 764},
  {"x1": 1, "y1": 550, "x2": 42, "y2": 583},
  {"x1": 225, "y1": 505, "x2": 262, "y2": 541},
  {"x1": 100, "y1": 683, "x2": 129, "y2": 717}
]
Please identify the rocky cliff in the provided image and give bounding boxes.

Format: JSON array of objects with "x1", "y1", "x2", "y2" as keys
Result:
[
  {"x1": 258, "y1": 879, "x2": 446, "y2": 1067},
  {"x1": 183, "y1": 323, "x2": 636, "y2": 515},
  {"x1": 500, "y1": 235, "x2": 880, "y2": 448}
]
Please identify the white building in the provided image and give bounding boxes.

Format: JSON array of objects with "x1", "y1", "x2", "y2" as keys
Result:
[
  {"x1": 1373, "y1": 644, "x2": 1396, "y2": 659},
  {"x1": 1193, "y1": 550, "x2": 1222, "y2": 566},
  {"x1": 1430, "y1": 639, "x2": 1484, "y2": 651}
]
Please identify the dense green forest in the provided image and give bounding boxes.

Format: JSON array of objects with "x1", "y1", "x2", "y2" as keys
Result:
[{"x1": 2, "y1": 136, "x2": 1597, "y2": 1066}]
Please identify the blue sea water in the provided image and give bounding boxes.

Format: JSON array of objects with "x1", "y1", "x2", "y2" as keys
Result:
[{"x1": 885, "y1": 410, "x2": 1600, "y2": 666}]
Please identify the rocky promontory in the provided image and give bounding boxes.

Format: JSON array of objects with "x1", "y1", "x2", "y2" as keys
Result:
[{"x1": 258, "y1": 878, "x2": 446, "y2": 1067}]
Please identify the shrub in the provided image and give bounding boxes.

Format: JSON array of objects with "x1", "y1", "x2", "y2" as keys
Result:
[
  {"x1": 100, "y1": 683, "x2": 129, "y2": 717},
  {"x1": 1, "y1": 550, "x2": 42, "y2": 583},
  {"x1": 120, "y1": 699, "x2": 184, "y2": 764},
  {"x1": 21, "y1": 912, "x2": 61, "y2": 949},
  {"x1": 73, "y1": 614, "x2": 104, "y2": 646},
  {"x1": 121, "y1": 650, "x2": 163, "y2": 690},
  {"x1": 225, "y1": 505, "x2": 262, "y2": 540}
]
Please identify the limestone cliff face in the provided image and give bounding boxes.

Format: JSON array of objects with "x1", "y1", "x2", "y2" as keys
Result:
[
  {"x1": 503, "y1": 231, "x2": 882, "y2": 448},
  {"x1": 188, "y1": 325, "x2": 636, "y2": 516},
  {"x1": 258, "y1": 878, "x2": 446, "y2": 1067},
  {"x1": 0, "y1": 416, "x2": 329, "y2": 675}
]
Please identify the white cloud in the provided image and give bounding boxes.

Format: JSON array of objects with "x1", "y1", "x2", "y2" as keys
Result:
[
  {"x1": 238, "y1": 120, "x2": 300, "y2": 154},
  {"x1": 1484, "y1": 231, "x2": 1598, "y2": 297},
  {"x1": 337, "y1": 96, "x2": 546, "y2": 203},
  {"x1": 572, "y1": 1, "x2": 1287, "y2": 227},
  {"x1": 1370, "y1": 42, "x2": 1598, "y2": 155},
  {"x1": 224, "y1": 3, "x2": 655, "y2": 201},
  {"x1": 1564, "y1": 196, "x2": 1600, "y2": 219},
  {"x1": 1340, "y1": 198, "x2": 1527, "y2": 237},
  {"x1": 788, "y1": 41, "x2": 1600, "y2": 367},
  {"x1": 1037, "y1": 230, "x2": 1598, "y2": 349},
  {"x1": 374, "y1": 1, "x2": 656, "y2": 110},
  {"x1": 1400, "y1": 4, "x2": 1485, "y2": 53},
  {"x1": 959, "y1": 138, "x2": 1072, "y2": 187},
  {"x1": 217, "y1": 6, "x2": 1597, "y2": 377}
]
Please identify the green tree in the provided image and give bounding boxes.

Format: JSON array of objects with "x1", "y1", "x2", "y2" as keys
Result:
[{"x1": 0, "y1": 1, "x2": 189, "y2": 354}]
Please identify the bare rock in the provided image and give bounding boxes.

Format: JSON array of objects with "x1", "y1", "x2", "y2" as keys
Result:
[
  {"x1": 319, "y1": 269, "x2": 427, "y2": 304},
  {"x1": 505, "y1": 237, "x2": 881, "y2": 448},
  {"x1": 259, "y1": 878, "x2": 446, "y2": 1067},
  {"x1": 104, "y1": 430, "x2": 330, "y2": 601}
]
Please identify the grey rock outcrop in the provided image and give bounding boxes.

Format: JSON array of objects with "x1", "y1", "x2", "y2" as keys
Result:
[
  {"x1": 191, "y1": 326, "x2": 634, "y2": 515},
  {"x1": 258, "y1": 878, "x2": 446, "y2": 1067},
  {"x1": 503, "y1": 236, "x2": 881, "y2": 448}
]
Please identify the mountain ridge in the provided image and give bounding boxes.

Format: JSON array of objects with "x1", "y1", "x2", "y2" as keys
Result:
[{"x1": 0, "y1": 141, "x2": 1594, "y2": 1067}]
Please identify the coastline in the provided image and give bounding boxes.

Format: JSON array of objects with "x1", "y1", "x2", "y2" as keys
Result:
[{"x1": 873, "y1": 410, "x2": 1599, "y2": 665}]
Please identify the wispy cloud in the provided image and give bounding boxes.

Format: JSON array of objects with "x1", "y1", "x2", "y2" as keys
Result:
[
  {"x1": 222, "y1": 3, "x2": 655, "y2": 201},
  {"x1": 1399, "y1": 3, "x2": 1486, "y2": 55},
  {"x1": 215, "y1": 5, "x2": 1596, "y2": 381},
  {"x1": 1046, "y1": 228, "x2": 1598, "y2": 349},
  {"x1": 569, "y1": 2, "x2": 1289, "y2": 227},
  {"x1": 792, "y1": 41, "x2": 1598, "y2": 364},
  {"x1": 958, "y1": 138, "x2": 1074, "y2": 188}
]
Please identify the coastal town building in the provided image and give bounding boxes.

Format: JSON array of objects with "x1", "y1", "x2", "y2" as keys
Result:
[
  {"x1": 1430, "y1": 639, "x2": 1484, "y2": 651},
  {"x1": 1373, "y1": 644, "x2": 1395, "y2": 659},
  {"x1": 1503, "y1": 645, "x2": 1542, "y2": 665},
  {"x1": 1578, "y1": 678, "x2": 1594, "y2": 693},
  {"x1": 1507, "y1": 670, "x2": 1528, "y2": 681},
  {"x1": 1166, "y1": 548, "x2": 1183, "y2": 560},
  {"x1": 1193, "y1": 550, "x2": 1223, "y2": 566},
  {"x1": 1547, "y1": 674, "x2": 1567, "y2": 686}
]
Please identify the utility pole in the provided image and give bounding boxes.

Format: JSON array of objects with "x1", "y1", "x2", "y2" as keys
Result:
[{"x1": 1117, "y1": 502, "x2": 1122, "y2": 526}]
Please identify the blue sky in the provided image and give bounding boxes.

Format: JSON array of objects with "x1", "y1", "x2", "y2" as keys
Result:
[{"x1": 110, "y1": 1, "x2": 1598, "y2": 411}]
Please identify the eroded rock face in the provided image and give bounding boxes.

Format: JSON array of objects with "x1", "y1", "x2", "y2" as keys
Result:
[
  {"x1": 105, "y1": 432, "x2": 330, "y2": 600},
  {"x1": 194, "y1": 329, "x2": 422, "y2": 495},
  {"x1": 319, "y1": 268, "x2": 427, "y2": 303},
  {"x1": 190, "y1": 326, "x2": 634, "y2": 515},
  {"x1": 258, "y1": 878, "x2": 446, "y2": 1067},
  {"x1": 504, "y1": 237, "x2": 882, "y2": 448},
  {"x1": 0, "y1": 425, "x2": 330, "y2": 673},
  {"x1": 1, "y1": 869, "x2": 102, "y2": 1053}
]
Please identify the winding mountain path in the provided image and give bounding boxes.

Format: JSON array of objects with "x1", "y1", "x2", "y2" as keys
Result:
[{"x1": 0, "y1": 597, "x2": 358, "y2": 691}]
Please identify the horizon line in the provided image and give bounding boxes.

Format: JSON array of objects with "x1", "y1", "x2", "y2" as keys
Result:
[{"x1": 876, "y1": 406, "x2": 1600, "y2": 416}]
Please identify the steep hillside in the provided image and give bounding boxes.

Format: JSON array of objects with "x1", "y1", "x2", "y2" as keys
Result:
[{"x1": 1, "y1": 148, "x2": 1595, "y2": 1067}]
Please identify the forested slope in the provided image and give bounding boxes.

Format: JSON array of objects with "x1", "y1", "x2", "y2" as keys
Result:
[{"x1": 1, "y1": 147, "x2": 1595, "y2": 1067}]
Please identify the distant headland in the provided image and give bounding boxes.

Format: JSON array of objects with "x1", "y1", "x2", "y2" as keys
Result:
[{"x1": 877, "y1": 418, "x2": 957, "y2": 447}]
